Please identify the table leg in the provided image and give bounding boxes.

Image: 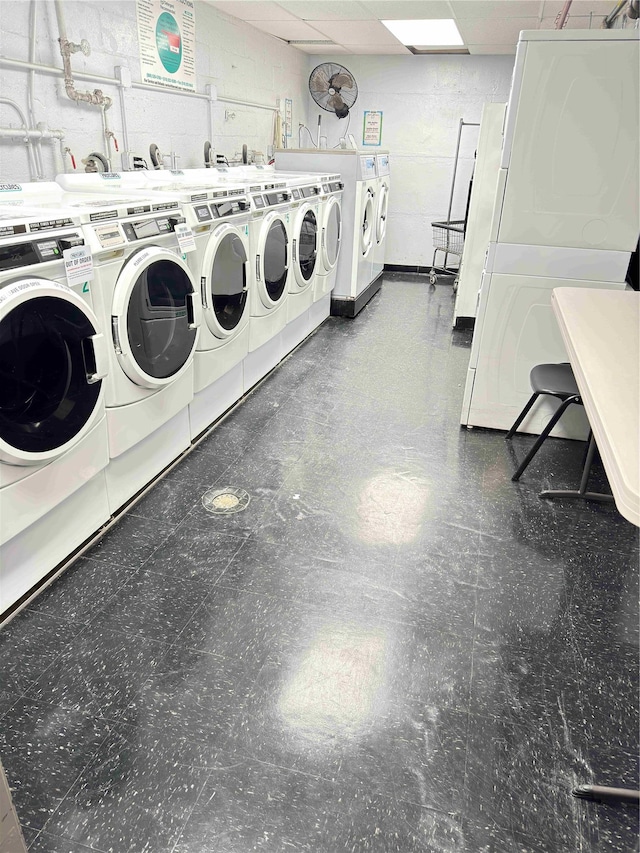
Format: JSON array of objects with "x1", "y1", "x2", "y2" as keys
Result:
[{"x1": 539, "y1": 432, "x2": 615, "y2": 504}]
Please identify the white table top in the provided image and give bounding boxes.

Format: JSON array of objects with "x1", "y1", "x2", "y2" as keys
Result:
[{"x1": 552, "y1": 288, "x2": 639, "y2": 527}]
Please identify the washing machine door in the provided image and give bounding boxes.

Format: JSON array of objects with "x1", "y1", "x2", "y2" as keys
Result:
[
  {"x1": 256, "y1": 214, "x2": 288, "y2": 308},
  {"x1": 361, "y1": 187, "x2": 375, "y2": 258},
  {"x1": 292, "y1": 205, "x2": 317, "y2": 290},
  {"x1": 0, "y1": 278, "x2": 108, "y2": 466},
  {"x1": 112, "y1": 246, "x2": 202, "y2": 389},
  {"x1": 321, "y1": 196, "x2": 342, "y2": 273},
  {"x1": 376, "y1": 182, "x2": 388, "y2": 245},
  {"x1": 202, "y1": 223, "x2": 249, "y2": 339}
]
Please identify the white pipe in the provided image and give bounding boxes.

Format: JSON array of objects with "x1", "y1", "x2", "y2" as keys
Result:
[
  {"x1": 0, "y1": 127, "x2": 65, "y2": 140},
  {"x1": 28, "y1": 0, "x2": 45, "y2": 178},
  {"x1": 0, "y1": 57, "x2": 277, "y2": 112},
  {"x1": 0, "y1": 98, "x2": 38, "y2": 179}
]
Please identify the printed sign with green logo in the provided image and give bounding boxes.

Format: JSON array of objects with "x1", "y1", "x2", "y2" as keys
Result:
[{"x1": 137, "y1": 0, "x2": 195, "y2": 92}]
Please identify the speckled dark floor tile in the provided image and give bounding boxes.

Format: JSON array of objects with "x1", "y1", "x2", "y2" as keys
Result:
[
  {"x1": 82, "y1": 514, "x2": 176, "y2": 569},
  {"x1": 92, "y1": 568, "x2": 211, "y2": 644},
  {"x1": 26, "y1": 557, "x2": 134, "y2": 626},
  {"x1": 140, "y1": 527, "x2": 245, "y2": 583},
  {"x1": 2, "y1": 280, "x2": 637, "y2": 853},
  {"x1": 25, "y1": 626, "x2": 168, "y2": 721},
  {"x1": 17, "y1": 825, "x2": 39, "y2": 849},
  {"x1": 0, "y1": 611, "x2": 81, "y2": 719},
  {"x1": 0, "y1": 697, "x2": 116, "y2": 831},
  {"x1": 39, "y1": 723, "x2": 208, "y2": 853}
]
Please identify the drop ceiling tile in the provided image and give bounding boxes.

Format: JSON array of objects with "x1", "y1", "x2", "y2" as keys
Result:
[
  {"x1": 542, "y1": 0, "x2": 614, "y2": 15},
  {"x1": 451, "y1": 1, "x2": 543, "y2": 17},
  {"x1": 363, "y1": 0, "x2": 454, "y2": 17},
  {"x1": 295, "y1": 43, "x2": 352, "y2": 53},
  {"x1": 208, "y1": 1, "x2": 298, "y2": 21},
  {"x1": 247, "y1": 19, "x2": 329, "y2": 39},
  {"x1": 341, "y1": 43, "x2": 413, "y2": 53},
  {"x1": 539, "y1": 13, "x2": 606, "y2": 28},
  {"x1": 277, "y1": 1, "x2": 375, "y2": 20},
  {"x1": 456, "y1": 16, "x2": 541, "y2": 43},
  {"x1": 310, "y1": 19, "x2": 402, "y2": 43},
  {"x1": 467, "y1": 42, "x2": 519, "y2": 53}
]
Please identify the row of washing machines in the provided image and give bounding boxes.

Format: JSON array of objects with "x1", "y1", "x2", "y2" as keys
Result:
[{"x1": 0, "y1": 157, "x2": 390, "y2": 615}]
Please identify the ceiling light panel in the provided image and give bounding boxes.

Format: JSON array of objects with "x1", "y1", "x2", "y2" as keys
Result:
[{"x1": 382, "y1": 18, "x2": 464, "y2": 45}]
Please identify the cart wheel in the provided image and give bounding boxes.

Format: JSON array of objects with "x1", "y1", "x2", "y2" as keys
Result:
[
  {"x1": 429, "y1": 271, "x2": 437, "y2": 286},
  {"x1": 453, "y1": 277, "x2": 459, "y2": 293}
]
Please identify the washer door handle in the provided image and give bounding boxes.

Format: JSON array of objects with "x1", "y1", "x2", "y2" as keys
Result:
[
  {"x1": 85, "y1": 333, "x2": 108, "y2": 384},
  {"x1": 256, "y1": 254, "x2": 261, "y2": 281}
]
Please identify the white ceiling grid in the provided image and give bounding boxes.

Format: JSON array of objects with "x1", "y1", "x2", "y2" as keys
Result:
[{"x1": 206, "y1": 0, "x2": 622, "y2": 54}]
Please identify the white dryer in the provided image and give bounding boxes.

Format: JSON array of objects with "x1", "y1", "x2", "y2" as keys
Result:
[
  {"x1": 356, "y1": 170, "x2": 378, "y2": 300},
  {"x1": 0, "y1": 189, "x2": 110, "y2": 614},
  {"x1": 51, "y1": 184, "x2": 203, "y2": 511},
  {"x1": 313, "y1": 175, "x2": 343, "y2": 330},
  {"x1": 461, "y1": 29, "x2": 639, "y2": 437},
  {"x1": 58, "y1": 172, "x2": 251, "y2": 440},
  {"x1": 372, "y1": 152, "x2": 390, "y2": 281}
]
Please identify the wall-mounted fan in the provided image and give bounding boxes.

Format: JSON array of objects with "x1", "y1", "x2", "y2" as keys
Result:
[{"x1": 309, "y1": 63, "x2": 358, "y2": 119}]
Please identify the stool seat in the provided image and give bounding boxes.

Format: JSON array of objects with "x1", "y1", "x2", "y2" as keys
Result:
[{"x1": 505, "y1": 362, "x2": 584, "y2": 481}]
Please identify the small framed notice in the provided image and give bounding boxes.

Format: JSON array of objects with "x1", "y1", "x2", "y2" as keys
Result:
[{"x1": 362, "y1": 110, "x2": 383, "y2": 146}]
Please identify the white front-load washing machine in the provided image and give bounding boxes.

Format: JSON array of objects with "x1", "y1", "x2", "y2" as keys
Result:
[
  {"x1": 58, "y1": 172, "x2": 252, "y2": 439},
  {"x1": 313, "y1": 175, "x2": 343, "y2": 330},
  {"x1": 282, "y1": 176, "x2": 322, "y2": 353},
  {"x1": 372, "y1": 153, "x2": 390, "y2": 281},
  {"x1": 0, "y1": 189, "x2": 110, "y2": 614},
  {"x1": 243, "y1": 184, "x2": 293, "y2": 390}
]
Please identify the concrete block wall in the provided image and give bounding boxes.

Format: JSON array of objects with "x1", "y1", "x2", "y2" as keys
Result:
[
  {"x1": 304, "y1": 54, "x2": 515, "y2": 268},
  {"x1": 0, "y1": 0, "x2": 309, "y2": 181}
]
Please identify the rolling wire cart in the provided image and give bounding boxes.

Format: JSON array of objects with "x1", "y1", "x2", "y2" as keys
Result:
[{"x1": 429, "y1": 118, "x2": 480, "y2": 290}]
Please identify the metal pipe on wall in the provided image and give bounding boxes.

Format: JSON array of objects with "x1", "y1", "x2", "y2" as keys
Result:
[
  {"x1": 0, "y1": 98, "x2": 38, "y2": 179},
  {"x1": 28, "y1": 0, "x2": 45, "y2": 178}
]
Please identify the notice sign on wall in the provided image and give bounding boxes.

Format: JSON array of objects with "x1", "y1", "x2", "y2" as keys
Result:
[
  {"x1": 362, "y1": 111, "x2": 383, "y2": 147},
  {"x1": 137, "y1": 0, "x2": 196, "y2": 92}
]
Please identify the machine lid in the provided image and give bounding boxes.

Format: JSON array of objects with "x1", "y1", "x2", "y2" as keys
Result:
[
  {"x1": 112, "y1": 246, "x2": 201, "y2": 388},
  {"x1": 0, "y1": 277, "x2": 106, "y2": 464},
  {"x1": 203, "y1": 225, "x2": 249, "y2": 338},
  {"x1": 258, "y1": 216, "x2": 288, "y2": 305},
  {"x1": 322, "y1": 196, "x2": 342, "y2": 271}
]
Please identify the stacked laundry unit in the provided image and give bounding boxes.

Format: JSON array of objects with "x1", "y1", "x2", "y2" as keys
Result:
[
  {"x1": 58, "y1": 171, "x2": 252, "y2": 439},
  {"x1": 372, "y1": 153, "x2": 391, "y2": 282},
  {"x1": 275, "y1": 149, "x2": 380, "y2": 318},
  {"x1": 0, "y1": 185, "x2": 110, "y2": 613},
  {"x1": 461, "y1": 28, "x2": 639, "y2": 438}
]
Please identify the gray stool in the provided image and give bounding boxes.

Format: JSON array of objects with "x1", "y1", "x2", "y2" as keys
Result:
[{"x1": 505, "y1": 363, "x2": 583, "y2": 482}]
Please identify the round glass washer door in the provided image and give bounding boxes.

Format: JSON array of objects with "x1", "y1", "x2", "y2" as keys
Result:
[
  {"x1": 257, "y1": 214, "x2": 288, "y2": 309},
  {"x1": 293, "y1": 206, "x2": 317, "y2": 290},
  {"x1": 361, "y1": 188, "x2": 375, "y2": 258},
  {"x1": 201, "y1": 224, "x2": 249, "y2": 339},
  {"x1": 376, "y1": 183, "x2": 389, "y2": 244},
  {"x1": 112, "y1": 246, "x2": 202, "y2": 389},
  {"x1": 321, "y1": 197, "x2": 342, "y2": 273},
  {"x1": 0, "y1": 278, "x2": 108, "y2": 465}
]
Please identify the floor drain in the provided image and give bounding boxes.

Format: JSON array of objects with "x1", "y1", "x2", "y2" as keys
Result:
[{"x1": 202, "y1": 486, "x2": 250, "y2": 515}]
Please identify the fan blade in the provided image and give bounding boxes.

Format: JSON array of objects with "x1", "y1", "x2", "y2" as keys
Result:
[
  {"x1": 327, "y1": 93, "x2": 346, "y2": 111},
  {"x1": 310, "y1": 67, "x2": 330, "y2": 94},
  {"x1": 330, "y1": 72, "x2": 354, "y2": 90}
]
